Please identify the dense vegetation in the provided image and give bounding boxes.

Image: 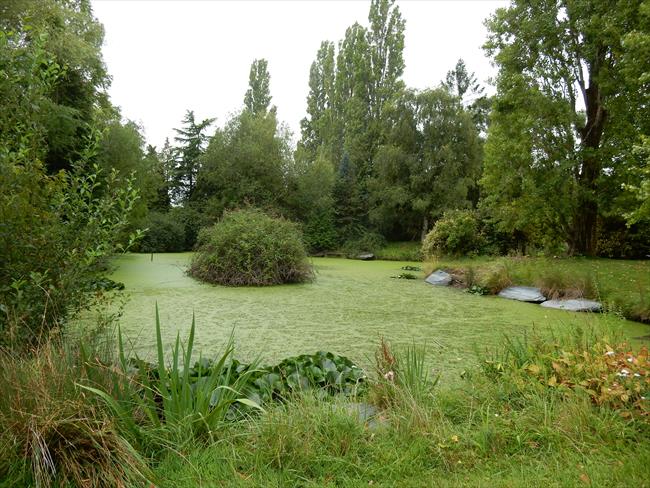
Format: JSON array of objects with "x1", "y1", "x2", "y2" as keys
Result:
[
  {"x1": 189, "y1": 209, "x2": 313, "y2": 286},
  {"x1": 1, "y1": 312, "x2": 647, "y2": 486},
  {"x1": 1, "y1": 0, "x2": 649, "y2": 485}
]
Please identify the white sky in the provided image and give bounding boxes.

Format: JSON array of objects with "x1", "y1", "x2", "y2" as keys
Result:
[{"x1": 92, "y1": 0, "x2": 508, "y2": 149}]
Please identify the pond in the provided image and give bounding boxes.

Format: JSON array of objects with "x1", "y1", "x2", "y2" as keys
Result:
[{"x1": 110, "y1": 253, "x2": 649, "y2": 381}]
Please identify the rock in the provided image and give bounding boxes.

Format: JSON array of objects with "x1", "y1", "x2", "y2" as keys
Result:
[
  {"x1": 425, "y1": 270, "x2": 452, "y2": 286},
  {"x1": 345, "y1": 402, "x2": 386, "y2": 431},
  {"x1": 540, "y1": 299, "x2": 602, "y2": 312},
  {"x1": 498, "y1": 286, "x2": 546, "y2": 303},
  {"x1": 357, "y1": 253, "x2": 375, "y2": 260}
]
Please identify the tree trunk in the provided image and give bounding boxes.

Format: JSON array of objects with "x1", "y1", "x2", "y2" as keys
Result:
[
  {"x1": 572, "y1": 68, "x2": 606, "y2": 256},
  {"x1": 420, "y1": 215, "x2": 429, "y2": 242}
]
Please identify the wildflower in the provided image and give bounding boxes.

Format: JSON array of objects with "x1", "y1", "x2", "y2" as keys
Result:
[
  {"x1": 605, "y1": 351, "x2": 615, "y2": 356},
  {"x1": 634, "y1": 373, "x2": 641, "y2": 378},
  {"x1": 383, "y1": 371, "x2": 395, "y2": 382}
]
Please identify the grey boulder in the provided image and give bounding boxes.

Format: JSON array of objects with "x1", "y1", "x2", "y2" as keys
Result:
[
  {"x1": 541, "y1": 299, "x2": 602, "y2": 312},
  {"x1": 425, "y1": 270, "x2": 452, "y2": 286},
  {"x1": 498, "y1": 286, "x2": 546, "y2": 303},
  {"x1": 357, "y1": 253, "x2": 375, "y2": 260}
]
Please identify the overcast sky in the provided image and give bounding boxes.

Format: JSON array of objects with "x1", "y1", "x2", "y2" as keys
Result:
[{"x1": 92, "y1": 0, "x2": 508, "y2": 149}]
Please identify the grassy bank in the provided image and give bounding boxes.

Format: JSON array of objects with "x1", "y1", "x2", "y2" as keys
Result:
[
  {"x1": 154, "y1": 326, "x2": 649, "y2": 487},
  {"x1": 430, "y1": 256, "x2": 650, "y2": 324},
  {"x1": 4, "y1": 309, "x2": 648, "y2": 486}
]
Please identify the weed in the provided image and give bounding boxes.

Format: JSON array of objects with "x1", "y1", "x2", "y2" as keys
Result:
[{"x1": 0, "y1": 339, "x2": 151, "y2": 487}]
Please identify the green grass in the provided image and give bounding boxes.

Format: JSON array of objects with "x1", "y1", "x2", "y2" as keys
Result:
[
  {"x1": 151, "y1": 325, "x2": 649, "y2": 487},
  {"x1": 431, "y1": 256, "x2": 650, "y2": 323},
  {"x1": 375, "y1": 241, "x2": 422, "y2": 261},
  {"x1": 153, "y1": 379, "x2": 649, "y2": 487},
  {"x1": 108, "y1": 253, "x2": 649, "y2": 382}
]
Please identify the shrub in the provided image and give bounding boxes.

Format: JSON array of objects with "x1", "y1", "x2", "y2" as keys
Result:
[
  {"x1": 189, "y1": 209, "x2": 313, "y2": 286},
  {"x1": 534, "y1": 268, "x2": 596, "y2": 299},
  {"x1": 481, "y1": 329, "x2": 650, "y2": 420},
  {"x1": 480, "y1": 263, "x2": 513, "y2": 294},
  {"x1": 375, "y1": 242, "x2": 423, "y2": 261},
  {"x1": 169, "y1": 204, "x2": 212, "y2": 250},
  {"x1": 422, "y1": 210, "x2": 483, "y2": 258},
  {"x1": 137, "y1": 211, "x2": 186, "y2": 253}
]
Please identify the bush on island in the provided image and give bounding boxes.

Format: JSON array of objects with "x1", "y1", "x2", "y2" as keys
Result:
[{"x1": 189, "y1": 209, "x2": 313, "y2": 286}]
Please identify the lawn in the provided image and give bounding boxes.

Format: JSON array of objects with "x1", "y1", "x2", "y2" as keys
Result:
[{"x1": 110, "y1": 253, "x2": 649, "y2": 381}]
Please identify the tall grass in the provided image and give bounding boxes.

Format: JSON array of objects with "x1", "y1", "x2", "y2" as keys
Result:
[
  {"x1": 154, "y1": 330, "x2": 650, "y2": 487},
  {"x1": 0, "y1": 337, "x2": 151, "y2": 487},
  {"x1": 84, "y1": 305, "x2": 263, "y2": 452}
]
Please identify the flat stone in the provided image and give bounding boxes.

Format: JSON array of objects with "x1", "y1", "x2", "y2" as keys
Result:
[
  {"x1": 425, "y1": 270, "x2": 452, "y2": 286},
  {"x1": 357, "y1": 253, "x2": 375, "y2": 260},
  {"x1": 498, "y1": 286, "x2": 546, "y2": 303},
  {"x1": 345, "y1": 402, "x2": 387, "y2": 431},
  {"x1": 541, "y1": 299, "x2": 602, "y2": 312}
]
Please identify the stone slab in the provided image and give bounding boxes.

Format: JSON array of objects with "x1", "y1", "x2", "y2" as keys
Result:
[
  {"x1": 357, "y1": 253, "x2": 375, "y2": 260},
  {"x1": 498, "y1": 286, "x2": 546, "y2": 303},
  {"x1": 425, "y1": 270, "x2": 452, "y2": 286},
  {"x1": 540, "y1": 299, "x2": 602, "y2": 312}
]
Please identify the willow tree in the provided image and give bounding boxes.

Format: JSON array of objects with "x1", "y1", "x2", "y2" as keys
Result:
[{"x1": 483, "y1": 0, "x2": 647, "y2": 255}]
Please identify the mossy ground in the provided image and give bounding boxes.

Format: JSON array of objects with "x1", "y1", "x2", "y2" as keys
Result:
[{"x1": 111, "y1": 253, "x2": 648, "y2": 380}]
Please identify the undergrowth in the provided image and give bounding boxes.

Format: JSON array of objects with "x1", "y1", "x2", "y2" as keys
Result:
[
  {"x1": 155, "y1": 325, "x2": 650, "y2": 487},
  {"x1": 2, "y1": 310, "x2": 648, "y2": 487}
]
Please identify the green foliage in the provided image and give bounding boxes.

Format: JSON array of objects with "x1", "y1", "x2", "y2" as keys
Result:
[
  {"x1": 169, "y1": 204, "x2": 212, "y2": 250},
  {"x1": 341, "y1": 231, "x2": 386, "y2": 258},
  {"x1": 483, "y1": 0, "x2": 649, "y2": 255},
  {"x1": 369, "y1": 88, "x2": 482, "y2": 240},
  {"x1": 87, "y1": 307, "x2": 264, "y2": 451},
  {"x1": 0, "y1": 154, "x2": 140, "y2": 348},
  {"x1": 244, "y1": 58, "x2": 272, "y2": 115},
  {"x1": 196, "y1": 109, "x2": 290, "y2": 215},
  {"x1": 1, "y1": 0, "x2": 111, "y2": 173},
  {"x1": 0, "y1": 8, "x2": 143, "y2": 349},
  {"x1": 85, "y1": 308, "x2": 364, "y2": 454},
  {"x1": 137, "y1": 211, "x2": 186, "y2": 253},
  {"x1": 303, "y1": 207, "x2": 338, "y2": 253},
  {"x1": 422, "y1": 210, "x2": 483, "y2": 258},
  {"x1": 189, "y1": 209, "x2": 313, "y2": 286},
  {"x1": 171, "y1": 110, "x2": 214, "y2": 203},
  {"x1": 374, "y1": 242, "x2": 422, "y2": 261}
]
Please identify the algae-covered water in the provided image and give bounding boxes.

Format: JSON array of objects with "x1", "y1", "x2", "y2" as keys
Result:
[{"x1": 110, "y1": 253, "x2": 649, "y2": 378}]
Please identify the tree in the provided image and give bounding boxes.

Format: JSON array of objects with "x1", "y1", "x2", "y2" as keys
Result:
[
  {"x1": 195, "y1": 110, "x2": 291, "y2": 216},
  {"x1": 1, "y1": 0, "x2": 111, "y2": 173},
  {"x1": 367, "y1": 0, "x2": 405, "y2": 122},
  {"x1": 483, "y1": 0, "x2": 648, "y2": 255},
  {"x1": 299, "y1": 41, "x2": 337, "y2": 163},
  {"x1": 244, "y1": 58, "x2": 272, "y2": 115},
  {"x1": 370, "y1": 88, "x2": 482, "y2": 240},
  {"x1": 171, "y1": 110, "x2": 214, "y2": 203},
  {"x1": 443, "y1": 58, "x2": 490, "y2": 134}
]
